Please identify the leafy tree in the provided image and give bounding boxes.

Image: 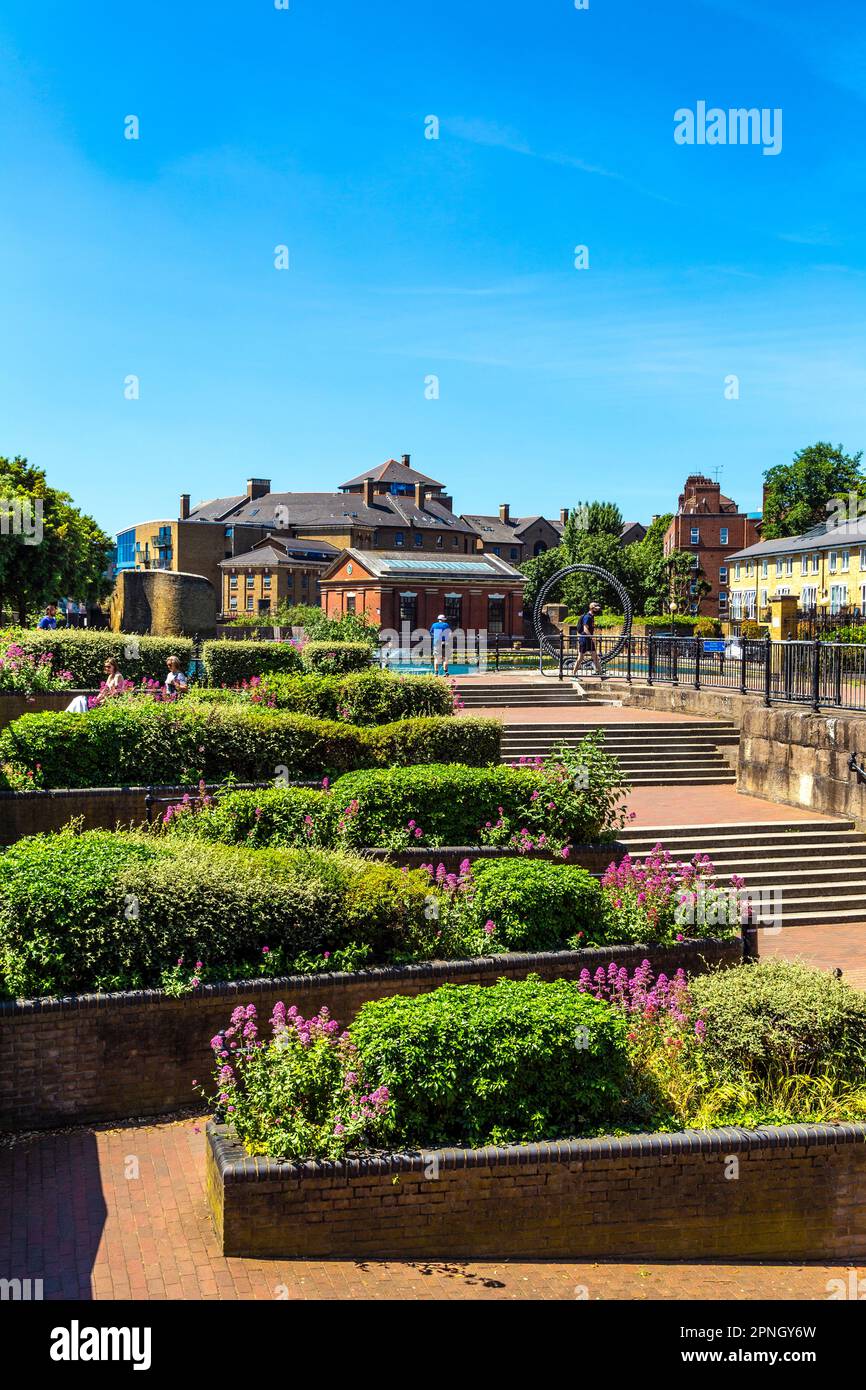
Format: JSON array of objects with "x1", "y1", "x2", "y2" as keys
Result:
[
  {"x1": 761, "y1": 443, "x2": 865, "y2": 539},
  {"x1": 561, "y1": 533, "x2": 629, "y2": 616},
  {"x1": 519, "y1": 544, "x2": 566, "y2": 610},
  {"x1": 664, "y1": 550, "x2": 711, "y2": 615},
  {"x1": 0, "y1": 456, "x2": 113, "y2": 624},
  {"x1": 622, "y1": 512, "x2": 673, "y2": 615},
  {"x1": 561, "y1": 501, "x2": 623, "y2": 554}
]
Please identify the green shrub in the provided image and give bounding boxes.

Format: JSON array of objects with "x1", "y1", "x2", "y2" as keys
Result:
[
  {"x1": 0, "y1": 703, "x2": 494, "y2": 789},
  {"x1": 301, "y1": 641, "x2": 372, "y2": 674},
  {"x1": 202, "y1": 639, "x2": 303, "y2": 685},
  {"x1": 0, "y1": 702, "x2": 367, "y2": 788},
  {"x1": 693, "y1": 617, "x2": 722, "y2": 638},
  {"x1": 467, "y1": 858, "x2": 602, "y2": 952},
  {"x1": 350, "y1": 976, "x2": 630, "y2": 1146},
  {"x1": 0, "y1": 829, "x2": 431, "y2": 996},
  {"x1": 193, "y1": 669, "x2": 454, "y2": 724},
  {"x1": 641, "y1": 615, "x2": 695, "y2": 631},
  {"x1": 689, "y1": 960, "x2": 866, "y2": 1079},
  {"x1": 0, "y1": 628, "x2": 193, "y2": 686},
  {"x1": 166, "y1": 748, "x2": 620, "y2": 851}
]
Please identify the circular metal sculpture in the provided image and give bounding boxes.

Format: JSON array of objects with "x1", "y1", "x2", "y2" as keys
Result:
[{"x1": 532, "y1": 563, "x2": 633, "y2": 672}]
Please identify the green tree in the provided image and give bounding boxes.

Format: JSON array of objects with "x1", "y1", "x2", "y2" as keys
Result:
[
  {"x1": 0, "y1": 456, "x2": 113, "y2": 624},
  {"x1": 761, "y1": 442, "x2": 865, "y2": 539},
  {"x1": 622, "y1": 512, "x2": 673, "y2": 615},
  {"x1": 519, "y1": 544, "x2": 566, "y2": 610}
]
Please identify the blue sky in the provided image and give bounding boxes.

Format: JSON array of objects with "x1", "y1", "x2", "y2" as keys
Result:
[{"x1": 1, "y1": 0, "x2": 866, "y2": 535}]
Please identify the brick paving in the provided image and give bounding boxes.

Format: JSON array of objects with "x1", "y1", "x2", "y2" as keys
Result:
[
  {"x1": 624, "y1": 783, "x2": 840, "y2": 827},
  {"x1": 0, "y1": 1118, "x2": 862, "y2": 1301}
]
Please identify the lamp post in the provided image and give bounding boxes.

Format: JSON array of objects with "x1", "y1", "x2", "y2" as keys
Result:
[{"x1": 669, "y1": 600, "x2": 677, "y2": 638}]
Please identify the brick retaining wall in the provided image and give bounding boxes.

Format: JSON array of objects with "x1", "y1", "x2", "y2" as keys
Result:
[
  {"x1": 207, "y1": 1120, "x2": 866, "y2": 1260},
  {"x1": 0, "y1": 690, "x2": 94, "y2": 730},
  {"x1": 0, "y1": 937, "x2": 740, "y2": 1131}
]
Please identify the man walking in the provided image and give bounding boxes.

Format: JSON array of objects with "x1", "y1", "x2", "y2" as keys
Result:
[
  {"x1": 430, "y1": 612, "x2": 452, "y2": 676},
  {"x1": 577, "y1": 601, "x2": 604, "y2": 678}
]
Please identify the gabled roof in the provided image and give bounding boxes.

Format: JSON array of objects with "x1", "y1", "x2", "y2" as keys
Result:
[
  {"x1": 186, "y1": 495, "x2": 247, "y2": 522},
  {"x1": 727, "y1": 520, "x2": 866, "y2": 562},
  {"x1": 226, "y1": 491, "x2": 477, "y2": 534},
  {"x1": 220, "y1": 536, "x2": 339, "y2": 568},
  {"x1": 321, "y1": 548, "x2": 526, "y2": 584},
  {"x1": 461, "y1": 514, "x2": 521, "y2": 545},
  {"x1": 340, "y1": 458, "x2": 444, "y2": 490}
]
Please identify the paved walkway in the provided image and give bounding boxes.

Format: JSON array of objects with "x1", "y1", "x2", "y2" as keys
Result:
[
  {"x1": 1, "y1": 1118, "x2": 861, "y2": 1301},
  {"x1": 624, "y1": 783, "x2": 840, "y2": 827}
]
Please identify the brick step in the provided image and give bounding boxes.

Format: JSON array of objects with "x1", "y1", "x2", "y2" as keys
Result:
[
  {"x1": 500, "y1": 734, "x2": 739, "y2": 747},
  {"x1": 501, "y1": 747, "x2": 733, "y2": 762},
  {"x1": 623, "y1": 774, "x2": 736, "y2": 785},
  {"x1": 617, "y1": 827, "x2": 859, "y2": 852}
]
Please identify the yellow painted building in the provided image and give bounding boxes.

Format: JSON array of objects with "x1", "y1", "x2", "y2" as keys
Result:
[{"x1": 727, "y1": 527, "x2": 866, "y2": 621}]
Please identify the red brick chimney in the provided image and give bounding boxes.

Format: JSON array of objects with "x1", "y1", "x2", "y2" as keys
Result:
[
  {"x1": 180, "y1": 494, "x2": 190, "y2": 520},
  {"x1": 401, "y1": 454, "x2": 411, "y2": 468},
  {"x1": 560, "y1": 507, "x2": 569, "y2": 524},
  {"x1": 414, "y1": 482, "x2": 426, "y2": 509},
  {"x1": 247, "y1": 478, "x2": 271, "y2": 500},
  {"x1": 499, "y1": 503, "x2": 510, "y2": 523},
  {"x1": 362, "y1": 477, "x2": 375, "y2": 506}
]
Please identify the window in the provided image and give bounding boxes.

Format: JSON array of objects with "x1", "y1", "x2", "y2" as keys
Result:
[
  {"x1": 246, "y1": 596, "x2": 254, "y2": 610},
  {"x1": 413, "y1": 533, "x2": 423, "y2": 547},
  {"x1": 843, "y1": 549, "x2": 851, "y2": 571},
  {"x1": 830, "y1": 584, "x2": 847, "y2": 614},
  {"x1": 487, "y1": 596, "x2": 505, "y2": 635},
  {"x1": 861, "y1": 547, "x2": 866, "y2": 569},
  {"x1": 399, "y1": 592, "x2": 417, "y2": 626},
  {"x1": 786, "y1": 557, "x2": 793, "y2": 576},
  {"x1": 453, "y1": 537, "x2": 460, "y2": 547},
  {"x1": 762, "y1": 559, "x2": 768, "y2": 578},
  {"x1": 689, "y1": 582, "x2": 698, "y2": 595},
  {"x1": 690, "y1": 554, "x2": 699, "y2": 569},
  {"x1": 760, "y1": 588, "x2": 768, "y2": 607},
  {"x1": 435, "y1": 535, "x2": 443, "y2": 548},
  {"x1": 690, "y1": 527, "x2": 700, "y2": 544},
  {"x1": 263, "y1": 575, "x2": 271, "y2": 590},
  {"x1": 491, "y1": 546, "x2": 501, "y2": 556},
  {"x1": 346, "y1": 594, "x2": 356, "y2": 613},
  {"x1": 394, "y1": 532, "x2": 404, "y2": 547},
  {"x1": 718, "y1": 591, "x2": 728, "y2": 606},
  {"x1": 720, "y1": 527, "x2": 729, "y2": 545},
  {"x1": 224, "y1": 526, "x2": 234, "y2": 539},
  {"x1": 775, "y1": 558, "x2": 783, "y2": 577},
  {"x1": 812, "y1": 553, "x2": 819, "y2": 574},
  {"x1": 510, "y1": 547, "x2": 518, "y2": 560},
  {"x1": 229, "y1": 595, "x2": 237, "y2": 610},
  {"x1": 229, "y1": 575, "x2": 238, "y2": 589},
  {"x1": 444, "y1": 594, "x2": 462, "y2": 627},
  {"x1": 246, "y1": 574, "x2": 254, "y2": 588},
  {"x1": 802, "y1": 586, "x2": 817, "y2": 609},
  {"x1": 719, "y1": 566, "x2": 727, "y2": 581},
  {"x1": 735, "y1": 562, "x2": 741, "y2": 580},
  {"x1": 829, "y1": 551, "x2": 838, "y2": 572}
]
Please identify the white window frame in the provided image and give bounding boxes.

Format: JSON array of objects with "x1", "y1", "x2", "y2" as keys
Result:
[{"x1": 720, "y1": 527, "x2": 729, "y2": 545}]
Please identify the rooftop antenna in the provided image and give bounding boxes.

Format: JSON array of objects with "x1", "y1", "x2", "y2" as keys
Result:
[{"x1": 711, "y1": 466, "x2": 724, "y2": 484}]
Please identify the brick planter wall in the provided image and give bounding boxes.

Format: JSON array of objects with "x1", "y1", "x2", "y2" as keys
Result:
[
  {"x1": 0, "y1": 937, "x2": 740, "y2": 1131},
  {"x1": 207, "y1": 1120, "x2": 866, "y2": 1261},
  {"x1": 0, "y1": 781, "x2": 274, "y2": 845},
  {"x1": 365, "y1": 843, "x2": 623, "y2": 874}
]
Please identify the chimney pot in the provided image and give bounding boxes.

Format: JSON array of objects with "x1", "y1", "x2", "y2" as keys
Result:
[
  {"x1": 499, "y1": 503, "x2": 510, "y2": 524},
  {"x1": 180, "y1": 494, "x2": 190, "y2": 520}
]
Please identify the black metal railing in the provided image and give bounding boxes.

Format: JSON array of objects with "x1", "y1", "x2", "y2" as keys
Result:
[{"x1": 590, "y1": 634, "x2": 866, "y2": 713}]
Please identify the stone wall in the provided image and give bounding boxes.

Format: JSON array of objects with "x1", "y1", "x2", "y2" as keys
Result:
[
  {"x1": 738, "y1": 705, "x2": 866, "y2": 826},
  {"x1": 110, "y1": 569, "x2": 217, "y2": 637},
  {"x1": 208, "y1": 1120, "x2": 866, "y2": 1261},
  {"x1": 0, "y1": 937, "x2": 740, "y2": 1131}
]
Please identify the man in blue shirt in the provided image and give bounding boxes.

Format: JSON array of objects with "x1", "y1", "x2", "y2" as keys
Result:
[
  {"x1": 37, "y1": 604, "x2": 58, "y2": 630},
  {"x1": 577, "y1": 602, "x2": 603, "y2": 678},
  {"x1": 430, "y1": 613, "x2": 452, "y2": 675}
]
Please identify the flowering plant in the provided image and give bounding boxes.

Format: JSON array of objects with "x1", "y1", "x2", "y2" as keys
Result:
[
  {"x1": 600, "y1": 845, "x2": 744, "y2": 945},
  {"x1": 205, "y1": 1001, "x2": 390, "y2": 1159},
  {"x1": 0, "y1": 644, "x2": 74, "y2": 694}
]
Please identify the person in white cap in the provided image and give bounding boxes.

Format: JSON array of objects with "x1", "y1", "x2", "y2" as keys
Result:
[{"x1": 429, "y1": 612, "x2": 452, "y2": 675}]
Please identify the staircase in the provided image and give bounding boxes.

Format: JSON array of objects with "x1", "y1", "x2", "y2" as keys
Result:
[
  {"x1": 501, "y1": 720, "x2": 739, "y2": 785},
  {"x1": 612, "y1": 819, "x2": 866, "y2": 927},
  {"x1": 455, "y1": 680, "x2": 591, "y2": 708}
]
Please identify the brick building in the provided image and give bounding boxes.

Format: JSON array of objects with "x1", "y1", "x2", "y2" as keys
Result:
[
  {"x1": 319, "y1": 549, "x2": 525, "y2": 638},
  {"x1": 218, "y1": 536, "x2": 338, "y2": 618},
  {"x1": 462, "y1": 504, "x2": 568, "y2": 562},
  {"x1": 662, "y1": 476, "x2": 759, "y2": 619}
]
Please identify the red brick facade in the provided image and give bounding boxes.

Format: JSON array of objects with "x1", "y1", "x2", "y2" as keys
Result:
[{"x1": 663, "y1": 477, "x2": 759, "y2": 619}]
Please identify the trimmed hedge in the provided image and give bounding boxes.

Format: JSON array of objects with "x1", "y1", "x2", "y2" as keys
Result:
[
  {"x1": 0, "y1": 628, "x2": 193, "y2": 686},
  {"x1": 351, "y1": 978, "x2": 630, "y2": 1147},
  {"x1": 300, "y1": 641, "x2": 372, "y2": 674},
  {"x1": 202, "y1": 639, "x2": 303, "y2": 685},
  {"x1": 193, "y1": 669, "x2": 454, "y2": 724},
  {"x1": 467, "y1": 858, "x2": 601, "y2": 952},
  {"x1": 165, "y1": 760, "x2": 609, "y2": 850},
  {"x1": 0, "y1": 704, "x2": 499, "y2": 789},
  {"x1": 0, "y1": 829, "x2": 432, "y2": 996}
]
